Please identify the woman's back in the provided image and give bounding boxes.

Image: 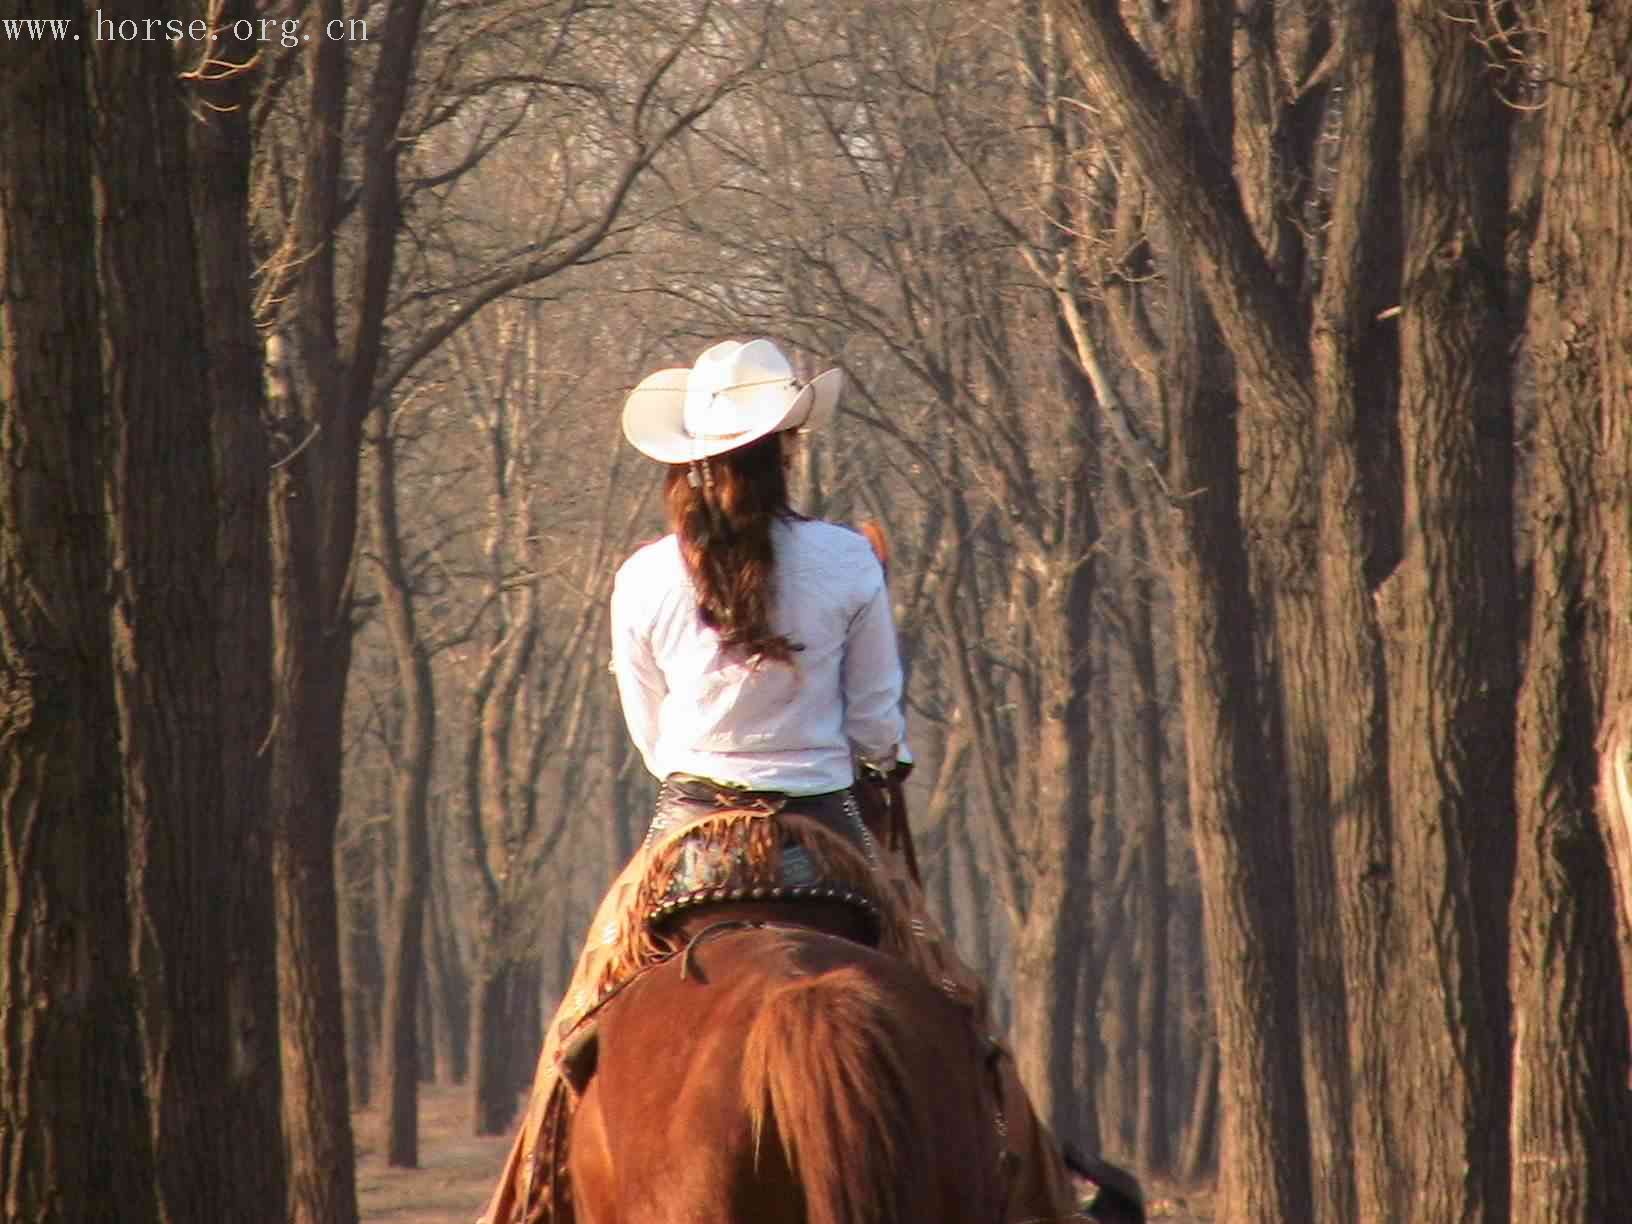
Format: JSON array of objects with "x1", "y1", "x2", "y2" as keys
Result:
[{"x1": 612, "y1": 518, "x2": 903, "y2": 795}]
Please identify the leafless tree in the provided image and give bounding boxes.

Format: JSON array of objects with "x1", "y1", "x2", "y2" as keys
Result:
[
  {"x1": 1049, "y1": 1, "x2": 1632, "y2": 1221},
  {"x1": 251, "y1": 1, "x2": 776, "y2": 1208}
]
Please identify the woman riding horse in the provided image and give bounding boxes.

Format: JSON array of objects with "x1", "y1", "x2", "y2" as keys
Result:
[{"x1": 480, "y1": 339, "x2": 1086, "y2": 1224}]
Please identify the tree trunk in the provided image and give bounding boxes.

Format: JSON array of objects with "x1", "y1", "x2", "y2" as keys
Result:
[
  {"x1": 92, "y1": 14, "x2": 280, "y2": 1219},
  {"x1": 604, "y1": 717, "x2": 641, "y2": 867},
  {"x1": 1161, "y1": 254, "x2": 1313, "y2": 1223},
  {"x1": 467, "y1": 580, "x2": 539, "y2": 1133},
  {"x1": 265, "y1": 3, "x2": 427, "y2": 1215},
  {"x1": 263, "y1": 2, "x2": 362, "y2": 1213},
  {"x1": 1507, "y1": 7, "x2": 1632, "y2": 1218},
  {"x1": 1605, "y1": 710, "x2": 1632, "y2": 1054},
  {"x1": 1110, "y1": 893, "x2": 1140, "y2": 1155},
  {"x1": 189, "y1": 4, "x2": 285, "y2": 1215},
  {"x1": 1380, "y1": 8, "x2": 1518, "y2": 1218},
  {"x1": 1072, "y1": 940, "x2": 1107, "y2": 1156},
  {"x1": 268, "y1": 322, "x2": 365, "y2": 1218},
  {"x1": 1006, "y1": 385, "x2": 1100, "y2": 1138},
  {"x1": 1046, "y1": 7, "x2": 1318, "y2": 1213},
  {"x1": 1178, "y1": 1037, "x2": 1219, "y2": 1186},
  {"x1": 1081, "y1": 643, "x2": 1119, "y2": 1154},
  {"x1": 0, "y1": 24, "x2": 155, "y2": 1217},
  {"x1": 417, "y1": 983, "x2": 436, "y2": 1083},
  {"x1": 340, "y1": 830, "x2": 382, "y2": 1110},
  {"x1": 957, "y1": 803, "x2": 999, "y2": 992},
  {"x1": 1216, "y1": 4, "x2": 1360, "y2": 1215},
  {"x1": 471, "y1": 961, "x2": 520, "y2": 1134},
  {"x1": 270, "y1": 570, "x2": 361, "y2": 1224},
  {"x1": 1308, "y1": 6, "x2": 1405, "y2": 1220},
  {"x1": 371, "y1": 405, "x2": 439, "y2": 1167},
  {"x1": 511, "y1": 957, "x2": 545, "y2": 1096},
  {"x1": 1009, "y1": 642, "x2": 1094, "y2": 1134},
  {"x1": 429, "y1": 817, "x2": 472, "y2": 1085},
  {"x1": 1124, "y1": 480, "x2": 1171, "y2": 1175}
]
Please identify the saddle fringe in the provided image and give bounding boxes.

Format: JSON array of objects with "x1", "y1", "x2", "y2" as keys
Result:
[{"x1": 581, "y1": 809, "x2": 908, "y2": 1012}]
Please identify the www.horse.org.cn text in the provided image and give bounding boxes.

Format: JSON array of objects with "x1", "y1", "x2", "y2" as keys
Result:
[{"x1": 1, "y1": 13, "x2": 370, "y2": 47}]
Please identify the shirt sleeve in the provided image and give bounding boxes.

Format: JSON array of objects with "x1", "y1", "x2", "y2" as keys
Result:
[
  {"x1": 609, "y1": 568, "x2": 666, "y2": 778},
  {"x1": 841, "y1": 569, "x2": 909, "y2": 769}
]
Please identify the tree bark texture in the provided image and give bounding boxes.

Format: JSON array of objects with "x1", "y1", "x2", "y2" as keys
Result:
[
  {"x1": 1210, "y1": 6, "x2": 1360, "y2": 1220},
  {"x1": 0, "y1": 18, "x2": 155, "y2": 1220},
  {"x1": 187, "y1": 3, "x2": 285, "y2": 1215},
  {"x1": 1007, "y1": 351, "x2": 1099, "y2": 1138},
  {"x1": 265, "y1": 6, "x2": 362, "y2": 1218},
  {"x1": 1049, "y1": 10, "x2": 1322, "y2": 1216},
  {"x1": 270, "y1": 524, "x2": 361, "y2": 1224},
  {"x1": 1010, "y1": 681, "x2": 1093, "y2": 1136},
  {"x1": 1177, "y1": 1034, "x2": 1219, "y2": 1185},
  {"x1": 429, "y1": 819, "x2": 472, "y2": 1085},
  {"x1": 370, "y1": 407, "x2": 438, "y2": 1168},
  {"x1": 1123, "y1": 479, "x2": 1171, "y2": 1175},
  {"x1": 466, "y1": 583, "x2": 539, "y2": 1134},
  {"x1": 1162, "y1": 255, "x2": 1313, "y2": 1223},
  {"x1": 1380, "y1": 6, "x2": 1518, "y2": 1218},
  {"x1": 471, "y1": 962, "x2": 520, "y2": 1135},
  {"x1": 265, "y1": 2, "x2": 427, "y2": 1216},
  {"x1": 340, "y1": 831, "x2": 383, "y2": 1110},
  {"x1": 91, "y1": 14, "x2": 252, "y2": 1218},
  {"x1": 1307, "y1": 5, "x2": 1406, "y2": 1219},
  {"x1": 1043, "y1": 2, "x2": 1632, "y2": 1218},
  {"x1": 1508, "y1": 5, "x2": 1632, "y2": 1219}
]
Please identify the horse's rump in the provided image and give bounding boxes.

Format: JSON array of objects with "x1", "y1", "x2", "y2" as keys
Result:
[
  {"x1": 492, "y1": 805, "x2": 1138, "y2": 1224},
  {"x1": 569, "y1": 923, "x2": 1006, "y2": 1224}
]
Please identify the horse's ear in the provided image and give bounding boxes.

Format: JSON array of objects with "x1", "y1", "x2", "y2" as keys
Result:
[{"x1": 857, "y1": 520, "x2": 890, "y2": 576}]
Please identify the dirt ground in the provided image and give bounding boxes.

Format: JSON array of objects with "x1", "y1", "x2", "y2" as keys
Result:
[
  {"x1": 1143, "y1": 1185, "x2": 1215, "y2": 1221},
  {"x1": 354, "y1": 1079, "x2": 1214, "y2": 1223},
  {"x1": 355, "y1": 1080, "x2": 512, "y2": 1224}
]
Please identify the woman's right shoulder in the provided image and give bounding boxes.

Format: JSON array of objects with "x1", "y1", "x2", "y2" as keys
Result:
[
  {"x1": 786, "y1": 520, "x2": 884, "y2": 586},
  {"x1": 789, "y1": 518, "x2": 865, "y2": 549}
]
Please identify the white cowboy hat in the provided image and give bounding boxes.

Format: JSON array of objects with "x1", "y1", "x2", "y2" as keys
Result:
[{"x1": 622, "y1": 338, "x2": 843, "y2": 464}]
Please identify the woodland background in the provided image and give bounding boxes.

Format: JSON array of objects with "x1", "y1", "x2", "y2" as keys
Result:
[{"x1": 3, "y1": 3, "x2": 1631, "y2": 1224}]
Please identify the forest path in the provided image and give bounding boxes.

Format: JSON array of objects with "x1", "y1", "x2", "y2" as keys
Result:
[{"x1": 356, "y1": 1080, "x2": 510, "y2": 1223}]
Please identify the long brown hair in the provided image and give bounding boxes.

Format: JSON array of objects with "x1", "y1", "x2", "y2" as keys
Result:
[{"x1": 665, "y1": 432, "x2": 803, "y2": 664}]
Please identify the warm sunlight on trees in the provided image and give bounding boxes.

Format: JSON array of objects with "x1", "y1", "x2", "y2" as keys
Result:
[{"x1": 4, "y1": 4, "x2": 1629, "y2": 1224}]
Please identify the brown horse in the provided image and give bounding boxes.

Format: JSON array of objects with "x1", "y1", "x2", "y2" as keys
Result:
[{"x1": 567, "y1": 914, "x2": 1012, "y2": 1224}]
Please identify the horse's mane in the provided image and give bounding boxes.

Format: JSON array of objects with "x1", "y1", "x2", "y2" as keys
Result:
[{"x1": 740, "y1": 942, "x2": 936, "y2": 1224}]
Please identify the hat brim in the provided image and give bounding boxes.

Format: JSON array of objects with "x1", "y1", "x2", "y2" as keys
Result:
[{"x1": 623, "y1": 366, "x2": 843, "y2": 464}]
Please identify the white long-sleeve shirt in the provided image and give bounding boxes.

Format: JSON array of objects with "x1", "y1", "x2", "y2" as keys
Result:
[{"x1": 610, "y1": 518, "x2": 908, "y2": 795}]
